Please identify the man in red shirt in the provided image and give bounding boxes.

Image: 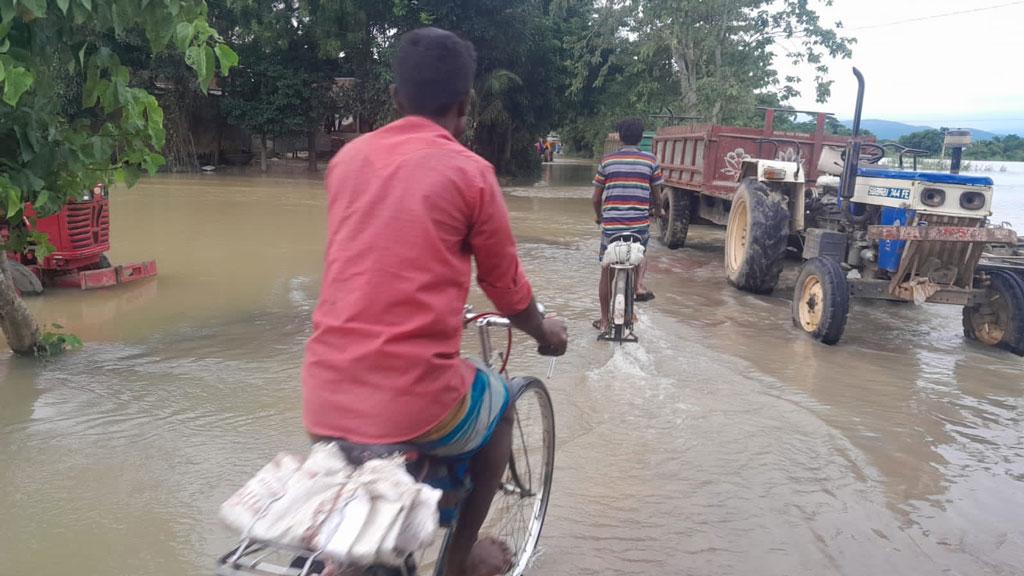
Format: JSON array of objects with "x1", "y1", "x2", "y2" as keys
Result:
[{"x1": 301, "y1": 27, "x2": 567, "y2": 576}]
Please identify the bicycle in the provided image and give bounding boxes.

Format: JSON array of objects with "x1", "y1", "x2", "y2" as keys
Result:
[
  {"x1": 216, "y1": 306, "x2": 556, "y2": 576},
  {"x1": 598, "y1": 232, "x2": 645, "y2": 343}
]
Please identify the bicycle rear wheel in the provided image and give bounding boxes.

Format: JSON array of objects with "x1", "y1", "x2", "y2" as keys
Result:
[{"x1": 484, "y1": 377, "x2": 555, "y2": 576}]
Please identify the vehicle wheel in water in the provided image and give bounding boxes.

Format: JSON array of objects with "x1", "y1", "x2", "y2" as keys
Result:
[
  {"x1": 724, "y1": 178, "x2": 789, "y2": 294},
  {"x1": 657, "y1": 187, "x2": 691, "y2": 249},
  {"x1": 791, "y1": 257, "x2": 849, "y2": 345},
  {"x1": 7, "y1": 260, "x2": 43, "y2": 296},
  {"x1": 477, "y1": 377, "x2": 555, "y2": 576},
  {"x1": 963, "y1": 269, "x2": 1024, "y2": 356}
]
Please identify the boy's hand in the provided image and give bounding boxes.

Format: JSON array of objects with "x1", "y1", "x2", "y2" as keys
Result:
[{"x1": 537, "y1": 315, "x2": 568, "y2": 357}]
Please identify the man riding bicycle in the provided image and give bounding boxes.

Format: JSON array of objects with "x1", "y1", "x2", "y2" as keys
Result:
[
  {"x1": 592, "y1": 118, "x2": 663, "y2": 332},
  {"x1": 301, "y1": 27, "x2": 568, "y2": 576}
]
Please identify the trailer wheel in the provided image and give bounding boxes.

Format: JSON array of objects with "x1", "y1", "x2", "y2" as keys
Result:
[
  {"x1": 791, "y1": 257, "x2": 849, "y2": 345},
  {"x1": 724, "y1": 178, "x2": 789, "y2": 293},
  {"x1": 7, "y1": 260, "x2": 43, "y2": 296},
  {"x1": 963, "y1": 270, "x2": 1024, "y2": 356},
  {"x1": 656, "y1": 187, "x2": 691, "y2": 249}
]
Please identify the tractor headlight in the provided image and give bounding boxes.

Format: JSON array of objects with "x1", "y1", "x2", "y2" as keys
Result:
[
  {"x1": 960, "y1": 191, "x2": 986, "y2": 211},
  {"x1": 80, "y1": 190, "x2": 92, "y2": 202},
  {"x1": 921, "y1": 188, "x2": 945, "y2": 207}
]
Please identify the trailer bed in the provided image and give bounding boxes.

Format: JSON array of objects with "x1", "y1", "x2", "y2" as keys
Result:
[{"x1": 652, "y1": 110, "x2": 863, "y2": 199}]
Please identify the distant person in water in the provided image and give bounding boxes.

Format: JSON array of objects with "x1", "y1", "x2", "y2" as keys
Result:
[{"x1": 592, "y1": 117, "x2": 663, "y2": 332}]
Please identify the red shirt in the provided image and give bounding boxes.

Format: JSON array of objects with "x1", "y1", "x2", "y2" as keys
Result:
[{"x1": 302, "y1": 116, "x2": 533, "y2": 443}]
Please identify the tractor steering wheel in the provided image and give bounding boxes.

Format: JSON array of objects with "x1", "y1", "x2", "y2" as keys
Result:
[
  {"x1": 842, "y1": 143, "x2": 885, "y2": 165},
  {"x1": 858, "y1": 143, "x2": 885, "y2": 164}
]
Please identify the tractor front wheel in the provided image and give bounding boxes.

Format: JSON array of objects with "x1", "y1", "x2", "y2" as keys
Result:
[
  {"x1": 656, "y1": 187, "x2": 691, "y2": 249},
  {"x1": 963, "y1": 270, "x2": 1024, "y2": 356},
  {"x1": 724, "y1": 178, "x2": 789, "y2": 294},
  {"x1": 8, "y1": 260, "x2": 43, "y2": 296},
  {"x1": 791, "y1": 257, "x2": 849, "y2": 345}
]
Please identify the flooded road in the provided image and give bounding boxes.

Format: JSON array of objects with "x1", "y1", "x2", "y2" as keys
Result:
[{"x1": 2, "y1": 162, "x2": 1023, "y2": 576}]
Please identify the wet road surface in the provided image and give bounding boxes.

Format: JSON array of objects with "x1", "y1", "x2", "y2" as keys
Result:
[{"x1": 1, "y1": 163, "x2": 1023, "y2": 575}]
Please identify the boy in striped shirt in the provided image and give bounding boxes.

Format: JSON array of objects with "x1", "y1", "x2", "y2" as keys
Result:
[{"x1": 592, "y1": 117, "x2": 663, "y2": 332}]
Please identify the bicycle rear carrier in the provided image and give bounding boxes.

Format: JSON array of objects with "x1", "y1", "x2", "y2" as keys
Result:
[{"x1": 216, "y1": 540, "x2": 415, "y2": 576}]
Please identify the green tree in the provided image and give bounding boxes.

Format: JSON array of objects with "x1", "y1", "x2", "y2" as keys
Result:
[
  {"x1": 413, "y1": 0, "x2": 565, "y2": 175},
  {"x1": 221, "y1": 49, "x2": 318, "y2": 172},
  {"x1": 898, "y1": 129, "x2": 945, "y2": 155},
  {"x1": 965, "y1": 134, "x2": 1024, "y2": 162},
  {"x1": 0, "y1": 0, "x2": 236, "y2": 355},
  {"x1": 559, "y1": 0, "x2": 854, "y2": 155},
  {"x1": 634, "y1": 0, "x2": 853, "y2": 123}
]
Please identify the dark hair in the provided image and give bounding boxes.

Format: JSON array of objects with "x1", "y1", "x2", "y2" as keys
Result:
[
  {"x1": 394, "y1": 27, "x2": 477, "y2": 117},
  {"x1": 616, "y1": 117, "x2": 644, "y2": 145}
]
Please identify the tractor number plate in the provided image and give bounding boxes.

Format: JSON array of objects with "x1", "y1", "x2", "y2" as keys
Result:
[{"x1": 867, "y1": 186, "x2": 911, "y2": 200}]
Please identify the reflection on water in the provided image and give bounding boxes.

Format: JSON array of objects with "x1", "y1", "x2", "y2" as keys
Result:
[{"x1": 1, "y1": 162, "x2": 1023, "y2": 576}]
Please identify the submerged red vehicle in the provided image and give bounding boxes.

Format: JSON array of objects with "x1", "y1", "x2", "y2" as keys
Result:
[{"x1": 3, "y1": 184, "x2": 157, "y2": 294}]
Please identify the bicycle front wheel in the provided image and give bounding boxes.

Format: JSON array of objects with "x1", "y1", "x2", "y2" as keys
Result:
[{"x1": 485, "y1": 377, "x2": 556, "y2": 576}]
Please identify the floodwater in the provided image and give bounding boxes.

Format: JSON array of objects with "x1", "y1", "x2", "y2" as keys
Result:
[{"x1": 1, "y1": 160, "x2": 1023, "y2": 576}]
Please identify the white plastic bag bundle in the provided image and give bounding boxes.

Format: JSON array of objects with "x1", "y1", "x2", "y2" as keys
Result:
[
  {"x1": 219, "y1": 443, "x2": 442, "y2": 567},
  {"x1": 602, "y1": 240, "x2": 645, "y2": 267}
]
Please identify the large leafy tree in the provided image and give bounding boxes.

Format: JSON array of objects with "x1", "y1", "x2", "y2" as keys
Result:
[
  {"x1": 898, "y1": 129, "x2": 945, "y2": 156},
  {"x1": 0, "y1": 0, "x2": 236, "y2": 355},
  {"x1": 560, "y1": 0, "x2": 854, "y2": 154},
  {"x1": 634, "y1": 0, "x2": 853, "y2": 123}
]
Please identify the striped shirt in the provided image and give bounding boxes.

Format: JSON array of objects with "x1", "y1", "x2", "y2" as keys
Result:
[{"x1": 594, "y1": 147, "x2": 664, "y2": 232}]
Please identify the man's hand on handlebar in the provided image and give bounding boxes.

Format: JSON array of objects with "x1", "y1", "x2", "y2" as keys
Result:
[
  {"x1": 537, "y1": 315, "x2": 568, "y2": 357},
  {"x1": 509, "y1": 298, "x2": 568, "y2": 357}
]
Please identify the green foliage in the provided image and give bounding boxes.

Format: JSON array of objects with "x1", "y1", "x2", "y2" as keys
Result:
[
  {"x1": 423, "y1": 0, "x2": 565, "y2": 174},
  {"x1": 37, "y1": 323, "x2": 83, "y2": 356},
  {"x1": 0, "y1": 0, "x2": 236, "y2": 250},
  {"x1": 558, "y1": 0, "x2": 854, "y2": 156},
  {"x1": 965, "y1": 134, "x2": 1024, "y2": 162},
  {"x1": 898, "y1": 129, "x2": 945, "y2": 156}
]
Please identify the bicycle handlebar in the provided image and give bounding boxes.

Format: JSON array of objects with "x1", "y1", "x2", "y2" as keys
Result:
[
  {"x1": 605, "y1": 232, "x2": 645, "y2": 244},
  {"x1": 466, "y1": 313, "x2": 512, "y2": 328},
  {"x1": 463, "y1": 303, "x2": 547, "y2": 329}
]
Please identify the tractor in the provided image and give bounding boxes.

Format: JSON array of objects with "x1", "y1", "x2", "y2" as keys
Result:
[
  {"x1": 3, "y1": 183, "x2": 157, "y2": 295},
  {"x1": 652, "y1": 68, "x2": 1023, "y2": 354}
]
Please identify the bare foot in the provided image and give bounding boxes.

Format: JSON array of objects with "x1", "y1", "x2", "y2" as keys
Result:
[{"x1": 464, "y1": 537, "x2": 513, "y2": 576}]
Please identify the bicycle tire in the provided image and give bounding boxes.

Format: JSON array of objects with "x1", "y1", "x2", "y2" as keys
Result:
[
  {"x1": 499, "y1": 377, "x2": 555, "y2": 576},
  {"x1": 611, "y1": 267, "x2": 628, "y2": 329},
  {"x1": 624, "y1": 267, "x2": 635, "y2": 334}
]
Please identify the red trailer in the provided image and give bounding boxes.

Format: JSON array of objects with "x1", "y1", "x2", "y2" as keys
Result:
[
  {"x1": 651, "y1": 108, "x2": 868, "y2": 248},
  {"x1": 4, "y1": 184, "x2": 157, "y2": 295}
]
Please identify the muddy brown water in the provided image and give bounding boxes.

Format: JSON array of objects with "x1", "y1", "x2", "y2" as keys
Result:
[{"x1": 2, "y1": 163, "x2": 1023, "y2": 576}]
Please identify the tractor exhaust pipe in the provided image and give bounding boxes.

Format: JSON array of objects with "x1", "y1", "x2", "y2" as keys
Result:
[
  {"x1": 944, "y1": 129, "x2": 971, "y2": 174},
  {"x1": 841, "y1": 67, "x2": 865, "y2": 200}
]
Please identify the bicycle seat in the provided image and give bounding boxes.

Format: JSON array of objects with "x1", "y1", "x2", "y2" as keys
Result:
[{"x1": 327, "y1": 439, "x2": 419, "y2": 465}]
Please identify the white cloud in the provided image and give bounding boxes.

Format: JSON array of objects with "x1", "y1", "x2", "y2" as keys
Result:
[{"x1": 776, "y1": 0, "x2": 1024, "y2": 131}]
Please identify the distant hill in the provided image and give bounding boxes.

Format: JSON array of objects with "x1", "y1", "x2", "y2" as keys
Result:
[{"x1": 839, "y1": 119, "x2": 998, "y2": 141}]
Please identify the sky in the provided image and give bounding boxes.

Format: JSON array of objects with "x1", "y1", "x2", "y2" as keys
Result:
[{"x1": 778, "y1": 0, "x2": 1024, "y2": 134}]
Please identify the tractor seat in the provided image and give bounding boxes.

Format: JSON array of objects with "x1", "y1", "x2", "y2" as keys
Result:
[{"x1": 856, "y1": 167, "x2": 993, "y2": 187}]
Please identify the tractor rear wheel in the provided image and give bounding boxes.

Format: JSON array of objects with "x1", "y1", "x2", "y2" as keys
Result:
[
  {"x1": 8, "y1": 260, "x2": 43, "y2": 296},
  {"x1": 724, "y1": 178, "x2": 789, "y2": 294},
  {"x1": 656, "y1": 187, "x2": 691, "y2": 249},
  {"x1": 791, "y1": 257, "x2": 849, "y2": 345},
  {"x1": 963, "y1": 270, "x2": 1024, "y2": 356}
]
